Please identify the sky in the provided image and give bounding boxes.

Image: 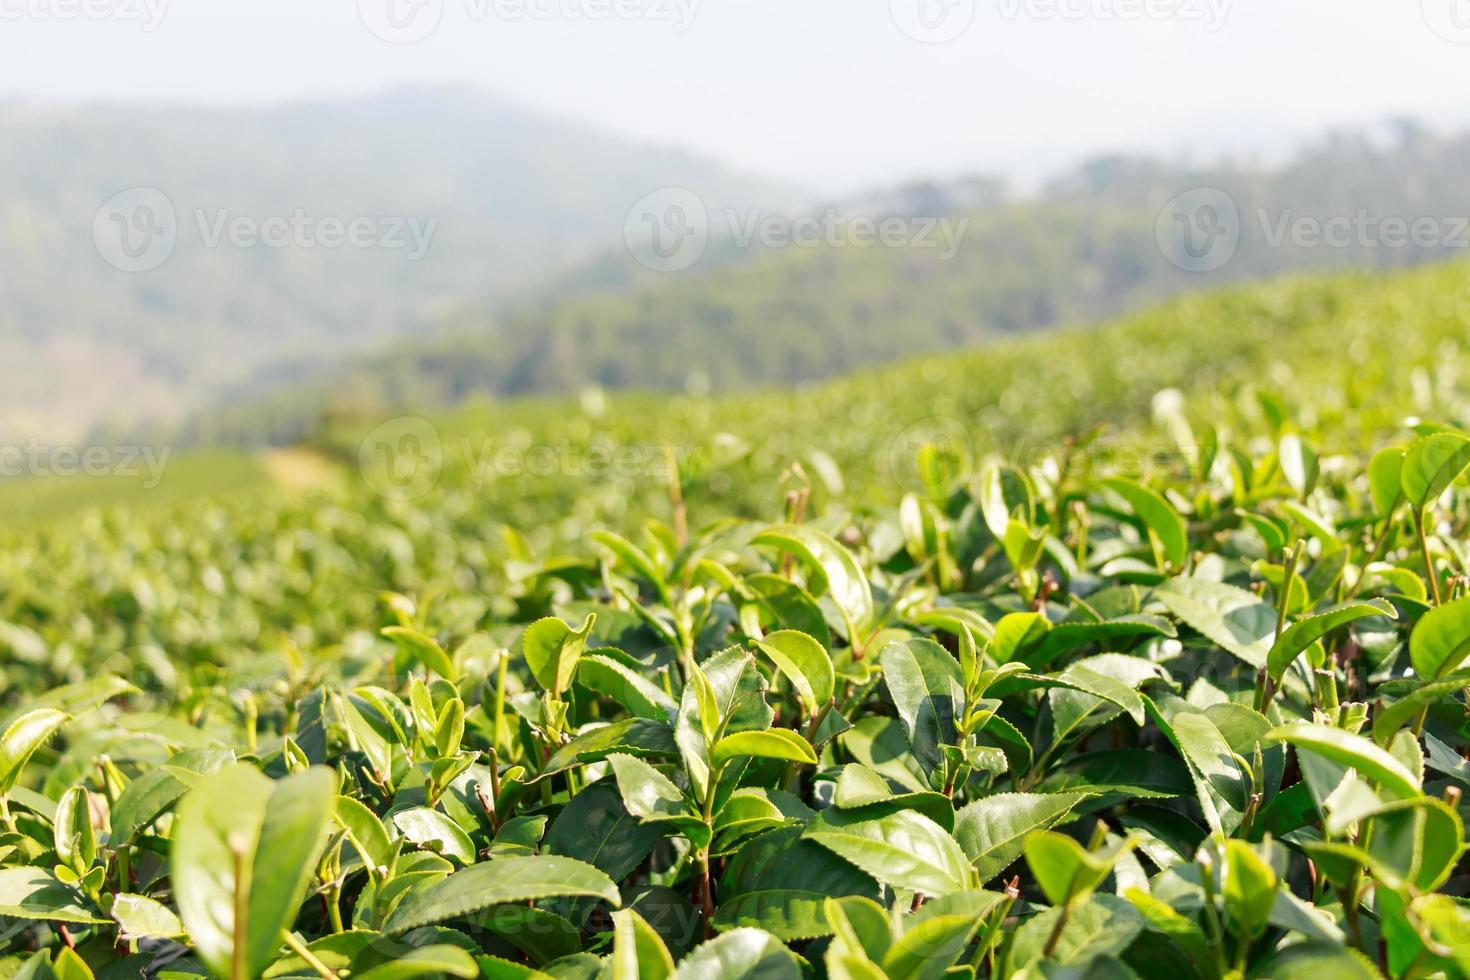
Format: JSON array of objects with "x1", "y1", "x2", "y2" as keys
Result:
[{"x1": 4, "y1": 0, "x2": 1470, "y2": 191}]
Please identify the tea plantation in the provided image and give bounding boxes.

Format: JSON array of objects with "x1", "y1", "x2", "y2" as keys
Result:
[{"x1": 4, "y1": 261, "x2": 1470, "y2": 977}]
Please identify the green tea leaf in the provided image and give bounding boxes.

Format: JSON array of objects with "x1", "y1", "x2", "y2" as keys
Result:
[
  {"x1": 172, "y1": 764, "x2": 336, "y2": 980},
  {"x1": 1401, "y1": 432, "x2": 1470, "y2": 510},
  {"x1": 381, "y1": 627, "x2": 459, "y2": 682},
  {"x1": 1223, "y1": 839, "x2": 1277, "y2": 939},
  {"x1": 111, "y1": 893, "x2": 185, "y2": 940},
  {"x1": 0, "y1": 709, "x2": 69, "y2": 793},
  {"x1": 879, "y1": 637, "x2": 964, "y2": 778},
  {"x1": 610, "y1": 909, "x2": 675, "y2": 980},
  {"x1": 953, "y1": 792, "x2": 1088, "y2": 884},
  {"x1": 714, "y1": 825, "x2": 879, "y2": 940},
  {"x1": 521, "y1": 614, "x2": 596, "y2": 698},
  {"x1": 1155, "y1": 577, "x2": 1275, "y2": 668},
  {"x1": 752, "y1": 630, "x2": 834, "y2": 718},
  {"x1": 1411, "y1": 595, "x2": 1470, "y2": 680},
  {"x1": 1102, "y1": 477, "x2": 1189, "y2": 570},
  {"x1": 1266, "y1": 598, "x2": 1396, "y2": 682},
  {"x1": 0, "y1": 868, "x2": 106, "y2": 924},
  {"x1": 672, "y1": 928, "x2": 801, "y2": 980},
  {"x1": 1023, "y1": 831, "x2": 1135, "y2": 907},
  {"x1": 382, "y1": 855, "x2": 619, "y2": 935},
  {"x1": 806, "y1": 809, "x2": 971, "y2": 898},
  {"x1": 1268, "y1": 723, "x2": 1420, "y2": 800},
  {"x1": 711, "y1": 729, "x2": 816, "y2": 768},
  {"x1": 753, "y1": 525, "x2": 873, "y2": 644},
  {"x1": 393, "y1": 807, "x2": 477, "y2": 865}
]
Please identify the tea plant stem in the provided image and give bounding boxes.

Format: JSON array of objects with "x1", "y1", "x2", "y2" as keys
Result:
[
  {"x1": 1072, "y1": 501, "x2": 1090, "y2": 567},
  {"x1": 664, "y1": 444, "x2": 687, "y2": 548},
  {"x1": 783, "y1": 698, "x2": 834, "y2": 789},
  {"x1": 1052, "y1": 437, "x2": 1076, "y2": 537},
  {"x1": 1343, "y1": 515, "x2": 1395, "y2": 600},
  {"x1": 1040, "y1": 900, "x2": 1071, "y2": 959},
  {"x1": 538, "y1": 743, "x2": 554, "y2": 805},
  {"x1": 803, "y1": 698, "x2": 835, "y2": 743},
  {"x1": 1256, "y1": 540, "x2": 1304, "y2": 711},
  {"x1": 1412, "y1": 699, "x2": 1432, "y2": 738},
  {"x1": 492, "y1": 649, "x2": 510, "y2": 751},
  {"x1": 326, "y1": 885, "x2": 345, "y2": 934},
  {"x1": 968, "y1": 885, "x2": 1017, "y2": 971},
  {"x1": 232, "y1": 849, "x2": 250, "y2": 980},
  {"x1": 1415, "y1": 509, "x2": 1443, "y2": 605},
  {"x1": 281, "y1": 929, "x2": 341, "y2": 979},
  {"x1": 1339, "y1": 878, "x2": 1364, "y2": 951},
  {"x1": 115, "y1": 845, "x2": 131, "y2": 892},
  {"x1": 1274, "y1": 540, "x2": 1304, "y2": 642},
  {"x1": 696, "y1": 855, "x2": 715, "y2": 940},
  {"x1": 1198, "y1": 851, "x2": 1227, "y2": 976},
  {"x1": 486, "y1": 747, "x2": 503, "y2": 830},
  {"x1": 1234, "y1": 934, "x2": 1251, "y2": 974}
]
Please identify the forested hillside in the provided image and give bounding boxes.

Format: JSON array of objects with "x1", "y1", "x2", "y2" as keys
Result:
[
  {"x1": 0, "y1": 87, "x2": 793, "y2": 441},
  {"x1": 178, "y1": 122, "x2": 1470, "y2": 447}
]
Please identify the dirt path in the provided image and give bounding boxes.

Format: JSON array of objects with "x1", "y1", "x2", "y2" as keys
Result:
[{"x1": 262, "y1": 447, "x2": 342, "y2": 492}]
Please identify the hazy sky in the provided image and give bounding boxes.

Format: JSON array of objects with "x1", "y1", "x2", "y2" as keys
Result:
[{"x1": 4, "y1": 0, "x2": 1470, "y2": 190}]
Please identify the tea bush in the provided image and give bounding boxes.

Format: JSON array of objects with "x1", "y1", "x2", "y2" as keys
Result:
[{"x1": 5, "y1": 263, "x2": 1470, "y2": 976}]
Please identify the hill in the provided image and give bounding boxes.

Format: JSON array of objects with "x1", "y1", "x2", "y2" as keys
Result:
[
  {"x1": 4, "y1": 257, "x2": 1465, "y2": 538},
  {"x1": 177, "y1": 121, "x2": 1470, "y2": 445},
  {"x1": 0, "y1": 87, "x2": 795, "y2": 442}
]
